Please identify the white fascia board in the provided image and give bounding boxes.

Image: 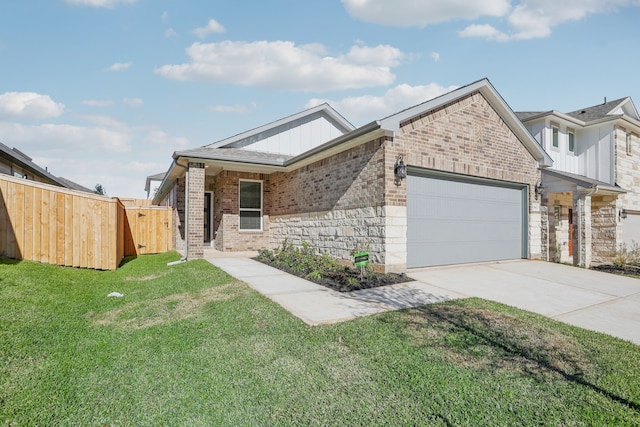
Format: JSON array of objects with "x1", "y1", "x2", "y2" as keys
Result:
[{"x1": 204, "y1": 103, "x2": 355, "y2": 150}]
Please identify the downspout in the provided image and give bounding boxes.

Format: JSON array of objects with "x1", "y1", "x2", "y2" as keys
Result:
[{"x1": 168, "y1": 159, "x2": 189, "y2": 266}]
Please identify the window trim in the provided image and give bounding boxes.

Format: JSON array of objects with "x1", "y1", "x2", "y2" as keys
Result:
[
  {"x1": 567, "y1": 130, "x2": 575, "y2": 154},
  {"x1": 238, "y1": 179, "x2": 263, "y2": 231},
  {"x1": 551, "y1": 126, "x2": 559, "y2": 150},
  {"x1": 626, "y1": 133, "x2": 632, "y2": 156}
]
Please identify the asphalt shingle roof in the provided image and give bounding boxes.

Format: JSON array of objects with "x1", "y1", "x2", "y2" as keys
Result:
[{"x1": 565, "y1": 97, "x2": 628, "y2": 122}]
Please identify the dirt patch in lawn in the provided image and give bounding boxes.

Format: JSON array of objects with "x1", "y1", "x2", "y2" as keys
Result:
[
  {"x1": 402, "y1": 303, "x2": 592, "y2": 379},
  {"x1": 93, "y1": 281, "x2": 249, "y2": 329}
]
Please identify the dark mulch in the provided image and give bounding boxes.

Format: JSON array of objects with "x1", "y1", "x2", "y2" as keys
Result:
[
  {"x1": 254, "y1": 258, "x2": 412, "y2": 292},
  {"x1": 591, "y1": 263, "x2": 640, "y2": 278}
]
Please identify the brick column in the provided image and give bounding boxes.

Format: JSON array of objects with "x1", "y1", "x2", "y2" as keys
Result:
[
  {"x1": 187, "y1": 162, "x2": 205, "y2": 259},
  {"x1": 573, "y1": 192, "x2": 592, "y2": 268}
]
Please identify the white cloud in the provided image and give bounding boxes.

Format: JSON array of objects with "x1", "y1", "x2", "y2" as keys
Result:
[
  {"x1": 0, "y1": 110, "x2": 188, "y2": 198},
  {"x1": 143, "y1": 130, "x2": 189, "y2": 150},
  {"x1": 165, "y1": 28, "x2": 177, "y2": 38},
  {"x1": 306, "y1": 83, "x2": 458, "y2": 123},
  {"x1": 82, "y1": 99, "x2": 113, "y2": 107},
  {"x1": 161, "y1": 11, "x2": 169, "y2": 23},
  {"x1": 342, "y1": 0, "x2": 640, "y2": 41},
  {"x1": 123, "y1": 97, "x2": 143, "y2": 107},
  {"x1": 193, "y1": 19, "x2": 226, "y2": 38},
  {"x1": 208, "y1": 102, "x2": 257, "y2": 115},
  {"x1": 458, "y1": 24, "x2": 510, "y2": 41},
  {"x1": 342, "y1": 0, "x2": 510, "y2": 26},
  {"x1": 0, "y1": 122, "x2": 131, "y2": 153},
  {"x1": 430, "y1": 52, "x2": 440, "y2": 63},
  {"x1": 0, "y1": 92, "x2": 65, "y2": 120},
  {"x1": 65, "y1": 0, "x2": 136, "y2": 8},
  {"x1": 155, "y1": 41, "x2": 403, "y2": 91},
  {"x1": 107, "y1": 62, "x2": 132, "y2": 72}
]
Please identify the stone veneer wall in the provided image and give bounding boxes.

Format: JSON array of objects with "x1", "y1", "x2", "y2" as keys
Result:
[
  {"x1": 591, "y1": 194, "x2": 618, "y2": 263},
  {"x1": 386, "y1": 91, "x2": 543, "y2": 260},
  {"x1": 614, "y1": 125, "x2": 640, "y2": 249},
  {"x1": 268, "y1": 138, "x2": 397, "y2": 269}
]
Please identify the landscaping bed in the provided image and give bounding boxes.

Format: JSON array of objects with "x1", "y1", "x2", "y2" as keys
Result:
[
  {"x1": 255, "y1": 241, "x2": 411, "y2": 292},
  {"x1": 591, "y1": 263, "x2": 640, "y2": 278}
]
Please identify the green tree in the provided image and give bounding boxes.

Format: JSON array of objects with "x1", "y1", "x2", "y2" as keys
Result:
[{"x1": 94, "y1": 183, "x2": 107, "y2": 196}]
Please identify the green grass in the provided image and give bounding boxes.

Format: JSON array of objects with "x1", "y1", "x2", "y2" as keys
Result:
[{"x1": 1, "y1": 253, "x2": 639, "y2": 426}]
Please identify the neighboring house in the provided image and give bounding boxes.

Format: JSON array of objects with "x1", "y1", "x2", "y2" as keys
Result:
[
  {"x1": 145, "y1": 172, "x2": 167, "y2": 199},
  {"x1": 0, "y1": 141, "x2": 92, "y2": 193},
  {"x1": 153, "y1": 79, "x2": 552, "y2": 272},
  {"x1": 517, "y1": 97, "x2": 640, "y2": 267}
]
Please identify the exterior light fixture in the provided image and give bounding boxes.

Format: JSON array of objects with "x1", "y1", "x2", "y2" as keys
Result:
[
  {"x1": 620, "y1": 208, "x2": 628, "y2": 220},
  {"x1": 534, "y1": 182, "x2": 544, "y2": 200},
  {"x1": 394, "y1": 156, "x2": 407, "y2": 186}
]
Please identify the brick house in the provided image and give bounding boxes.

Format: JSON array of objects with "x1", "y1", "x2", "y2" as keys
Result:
[
  {"x1": 518, "y1": 97, "x2": 640, "y2": 267},
  {"x1": 153, "y1": 79, "x2": 552, "y2": 272}
]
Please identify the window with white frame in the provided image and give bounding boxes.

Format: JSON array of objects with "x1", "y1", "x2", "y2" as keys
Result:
[
  {"x1": 239, "y1": 180, "x2": 262, "y2": 230},
  {"x1": 552, "y1": 126, "x2": 559, "y2": 149},
  {"x1": 568, "y1": 130, "x2": 575, "y2": 154},
  {"x1": 626, "y1": 133, "x2": 632, "y2": 155}
]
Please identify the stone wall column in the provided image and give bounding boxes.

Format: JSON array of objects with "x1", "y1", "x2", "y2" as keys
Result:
[
  {"x1": 187, "y1": 162, "x2": 205, "y2": 259},
  {"x1": 573, "y1": 192, "x2": 592, "y2": 268}
]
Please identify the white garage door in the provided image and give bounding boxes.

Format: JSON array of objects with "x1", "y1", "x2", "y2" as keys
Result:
[
  {"x1": 622, "y1": 212, "x2": 640, "y2": 248},
  {"x1": 407, "y1": 171, "x2": 527, "y2": 268}
]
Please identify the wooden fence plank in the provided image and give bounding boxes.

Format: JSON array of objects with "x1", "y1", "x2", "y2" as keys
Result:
[{"x1": 0, "y1": 175, "x2": 169, "y2": 270}]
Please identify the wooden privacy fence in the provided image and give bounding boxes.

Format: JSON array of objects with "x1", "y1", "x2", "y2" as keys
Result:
[
  {"x1": 124, "y1": 206, "x2": 172, "y2": 256},
  {"x1": 0, "y1": 174, "x2": 171, "y2": 270}
]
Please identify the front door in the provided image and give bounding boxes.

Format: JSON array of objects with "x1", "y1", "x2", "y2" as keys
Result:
[
  {"x1": 568, "y1": 208, "x2": 574, "y2": 257},
  {"x1": 204, "y1": 192, "x2": 212, "y2": 243}
]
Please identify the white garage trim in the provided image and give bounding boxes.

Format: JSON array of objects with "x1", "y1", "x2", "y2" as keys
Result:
[{"x1": 407, "y1": 168, "x2": 529, "y2": 268}]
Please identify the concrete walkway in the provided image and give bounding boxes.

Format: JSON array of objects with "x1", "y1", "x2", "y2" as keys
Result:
[{"x1": 205, "y1": 251, "x2": 640, "y2": 345}]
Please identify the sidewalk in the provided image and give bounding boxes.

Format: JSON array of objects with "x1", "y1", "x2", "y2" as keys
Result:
[{"x1": 205, "y1": 255, "x2": 463, "y2": 326}]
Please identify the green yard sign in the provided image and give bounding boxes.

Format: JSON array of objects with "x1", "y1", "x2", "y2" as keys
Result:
[{"x1": 354, "y1": 252, "x2": 369, "y2": 267}]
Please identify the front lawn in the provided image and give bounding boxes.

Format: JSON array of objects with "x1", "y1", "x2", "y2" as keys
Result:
[{"x1": 1, "y1": 253, "x2": 639, "y2": 425}]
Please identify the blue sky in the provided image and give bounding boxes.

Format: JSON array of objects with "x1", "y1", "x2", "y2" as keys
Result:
[{"x1": 1, "y1": 0, "x2": 639, "y2": 198}]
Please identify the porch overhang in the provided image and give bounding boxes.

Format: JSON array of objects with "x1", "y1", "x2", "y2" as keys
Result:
[{"x1": 542, "y1": 168, "x2": 627, "y2": 196}]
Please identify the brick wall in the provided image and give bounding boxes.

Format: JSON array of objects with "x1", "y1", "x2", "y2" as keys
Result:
[
  {"x1": 186, "y1": 162, "x2": 205, "y2": 259},
  {"x1": 269, "y1": 138, "x2": 390, "y2": 267},
  {"x1": 213, "y1": 170, "x2": 272, "y2": 251}
]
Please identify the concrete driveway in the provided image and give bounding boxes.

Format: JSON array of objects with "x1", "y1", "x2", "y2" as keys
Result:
[{"x1": 408, "y1": 260, "x2": 640, "y2": 345}]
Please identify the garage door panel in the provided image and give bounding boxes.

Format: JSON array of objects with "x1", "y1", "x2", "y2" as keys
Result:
[
  {"x1": 407, "y1": 173, "x2": 525, "y2": 268},
  {"x1": 623, "y1": 213, "x2": 640, "y2": 248}
]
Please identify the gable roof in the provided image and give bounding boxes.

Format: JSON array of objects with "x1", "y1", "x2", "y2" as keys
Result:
[
  {"x1": 153, "y1": 79, "x2": 552, "y2": 204},
  {"x1": 566, "y1": 97, "x2": 632, "y2": 122},
  {"x1": 377, "y1": 78, "x2": 553, "y2": 167},
  {"x1": 56, "y1": 177, "x2": 93, "y2": 193},
  {"x1": 204, "y1": 103, "x2": 355, "y2": 151},
  {"x1": 0, "y1": 141, "x2": 67, "y2": 187},
  {"x1": 518, "y1": 97, "x2": 640, "y2": 128}
]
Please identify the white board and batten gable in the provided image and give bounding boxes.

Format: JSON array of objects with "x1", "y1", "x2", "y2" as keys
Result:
[
  {"x1": 518, "y1": 97, "x2": 640, "y2": 186},
  {"x1": 205, "y1": 103, "x2": 355, "y2": 157}
]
